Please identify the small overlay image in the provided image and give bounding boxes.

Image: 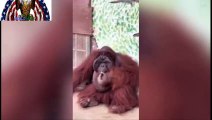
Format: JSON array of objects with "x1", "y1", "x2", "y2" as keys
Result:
[{"x1": 0, "y1": 0, "x2": 51, "y2": 21}]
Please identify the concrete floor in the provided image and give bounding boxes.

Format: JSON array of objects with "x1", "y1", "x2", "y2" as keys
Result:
[{"x1": 73, "y1": 93, "x2": 139, "y2": 120}]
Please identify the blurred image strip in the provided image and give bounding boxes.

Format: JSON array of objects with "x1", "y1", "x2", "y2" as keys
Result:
[
  {"x1": 140, "y1": 0, "x2": 210, "y2": 119},
  {"x1": 2, "y1": 1, "x2": 72, "y2": 120}
]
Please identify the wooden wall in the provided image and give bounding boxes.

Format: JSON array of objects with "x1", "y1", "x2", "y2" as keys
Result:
[{"x1": 73, "y1": 0, "x2": 93, "y2": 68}]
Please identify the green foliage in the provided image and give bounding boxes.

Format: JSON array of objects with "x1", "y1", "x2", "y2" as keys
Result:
[{"x1": 92, "y1": 0, "x2": 139, "y2": 62}]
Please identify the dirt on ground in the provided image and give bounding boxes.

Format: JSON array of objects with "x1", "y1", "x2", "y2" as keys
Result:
[{"x1": 73, "y1": 93, "x2": 139, "y2": 120}]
